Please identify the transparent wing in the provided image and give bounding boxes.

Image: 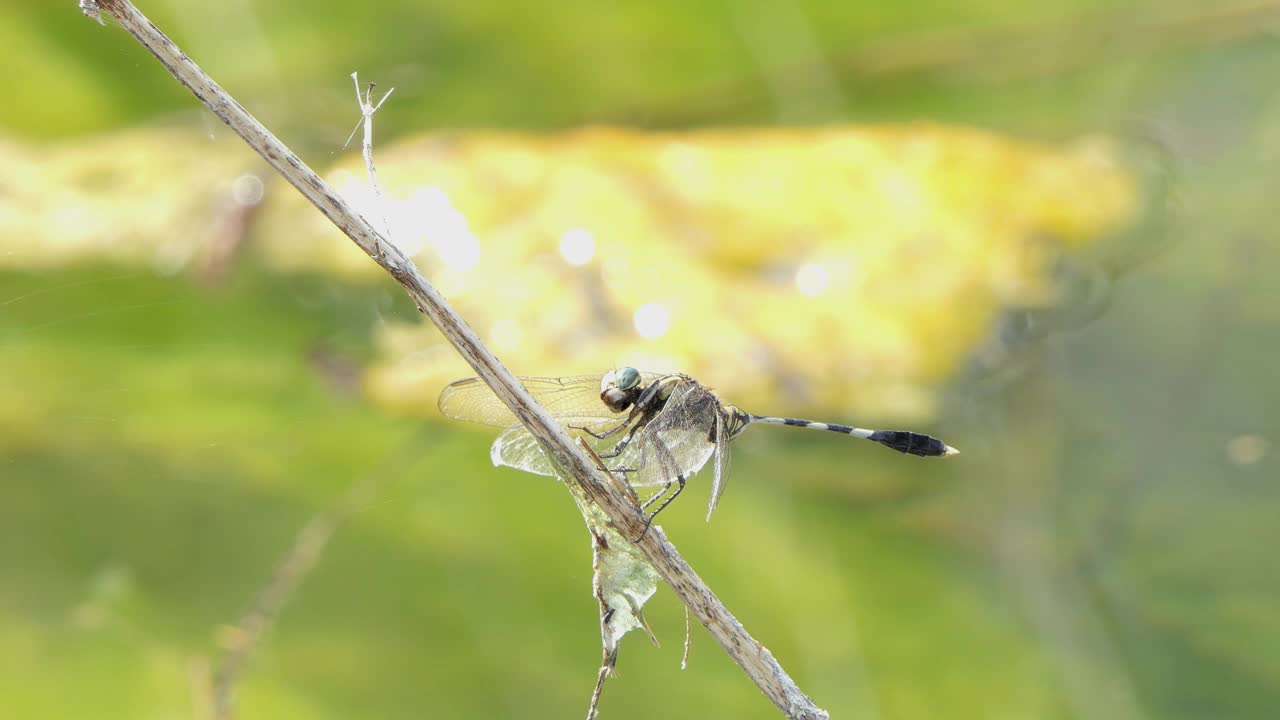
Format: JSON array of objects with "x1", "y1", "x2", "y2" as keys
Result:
[
  {"x1": 468, "y1": 372, "x2": 716, "y2": 494},
  {"x1": 438, "y1": 372, "x2": 669, "y2": 427},
  {"x1": 439, "y1": 374, "x2": 610, "y2": 427},
  {"x1": 624, "y1": 427, "x2": 717, "y2": 488},
  {"x1": 490, "y1": 427, "x2": 557, "y2": 476},
  {"x1": 624, "y1": 381, "x2": 721, "y2": 489},
  {"x1": 705, "y1": 409, "x2": 731, "y2": 520},
  {"x1": 491, "y1": 419, "x2": 630, "y2": 477}
]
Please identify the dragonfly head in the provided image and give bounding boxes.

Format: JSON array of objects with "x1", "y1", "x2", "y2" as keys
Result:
[{"x1": 600, "y1": 366, "x2": 642, "y2": 412}]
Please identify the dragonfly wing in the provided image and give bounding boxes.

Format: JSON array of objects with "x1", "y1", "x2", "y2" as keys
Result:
[
  {"x1": 626, "y1": 382, "x2": 719, "y2": 488},
  {"x1": 705, "y1": 410, "x2": 731, "y2": 519},
  {"x1": 491, "y1": 427, "x2": 557, "y2": 476},
  {"x1": 631, "y1": 428, "x2": 716, "y2": 488},
  {"x1": 491, "y1": 419, "x2": 632, "y2": 477},
  {"x1": 438, "y1": 374, "x2": 613, "y2": 427}
]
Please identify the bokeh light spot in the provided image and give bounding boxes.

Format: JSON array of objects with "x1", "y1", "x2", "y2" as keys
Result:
[
  {"x1": 633, "y1": 303, "x2": 670, "y2": 339},
  {"x1": 231, "y1": 173, "x2": 265, "y2": 206},
  {"x1": 559, "y1": 227, "x2": 595, "y2": 266},
  {"x1": 795, "y1": 263, "x2": 829, "y2": 296},
  {"x1": 411, "y1": 187, "x2": 480, "y2": 271}
]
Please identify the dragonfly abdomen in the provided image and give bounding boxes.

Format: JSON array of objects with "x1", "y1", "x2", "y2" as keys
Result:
[
  {"x1": 748, "y1": 414, "x2": 957, "y2": 458},
  {"x1": 865, "y1": 430, "x2": 956, "y2": 457}
]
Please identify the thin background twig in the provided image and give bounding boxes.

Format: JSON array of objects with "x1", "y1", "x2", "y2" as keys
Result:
[
  {"x1": 210, "y1": 429, "x2": 430, "y2": 720},
  {"x1": 77, "y1": 1, "x2": 828, "y2": 717}
]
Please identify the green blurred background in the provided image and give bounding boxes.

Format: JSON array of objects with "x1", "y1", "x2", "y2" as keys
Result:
[{"x1": 2, "y1": 1, "x2": 1279, "y2": 719}]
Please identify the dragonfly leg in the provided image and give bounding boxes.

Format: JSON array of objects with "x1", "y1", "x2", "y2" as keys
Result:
[
  {"x1": 632, "y1": 434, "x2": 686, "y2": 541},
  {"x1": 634, "y1": 475, "x2": 686, "y2": 542},
  {"x1": 596, "y1": 423, "x2": 643, "y2": 459},
  {"x1": 572, "y1": 419, "x2": 631, "y2": 441},
  {"x1": 641, "y1": 481, "x2": 673, "y2": 510}
]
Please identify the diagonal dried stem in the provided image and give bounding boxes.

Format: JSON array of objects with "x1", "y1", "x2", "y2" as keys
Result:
[{"x1": 77, "y1": 2, "x2": 828, "y2": 717}]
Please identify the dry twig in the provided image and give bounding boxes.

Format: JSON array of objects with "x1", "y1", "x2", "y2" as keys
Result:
[{"x1": 77, "y1": 2, "x2": 828, "y2": 717}]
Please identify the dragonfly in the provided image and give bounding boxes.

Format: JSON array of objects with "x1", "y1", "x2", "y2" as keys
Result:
[{"x1": 438, "y1": 367, "x2": 958, "y2": 535}]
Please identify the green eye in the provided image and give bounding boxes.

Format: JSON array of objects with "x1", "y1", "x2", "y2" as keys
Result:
[{"x1": 615, "y1": 367, "x2": 641, "y2": 390}]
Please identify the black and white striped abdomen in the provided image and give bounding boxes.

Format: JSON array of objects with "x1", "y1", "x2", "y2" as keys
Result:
[
  {"x1": 772, "y1": 417, "x2": 872, "y2": 437},
  {"x1": 749, "y1": 415, "x2": 957, "y2": 458}
]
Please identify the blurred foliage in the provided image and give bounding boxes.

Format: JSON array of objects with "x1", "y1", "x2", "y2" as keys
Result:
[
  {"x1": 0, "y1": 125, "x2": 1137, "y2": 420},
  {"x1": 279, "y1": 125, "x2": 1137, "y2": 419},
  {"x1": 2, "y1": 1, "x2": 1280, "y2": 720},
  {"x1": 0, "y1": 131, "x2": 255, "y2": 271}
]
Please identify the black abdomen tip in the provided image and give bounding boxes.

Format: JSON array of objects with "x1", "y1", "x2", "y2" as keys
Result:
[{"x1": 868, "y1": 430, "x2": 951, "y2": 457}]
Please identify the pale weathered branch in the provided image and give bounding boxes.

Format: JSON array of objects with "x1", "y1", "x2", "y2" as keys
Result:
[{"x1": 78, "y1": 2, "x2": 828, "y2": 717}]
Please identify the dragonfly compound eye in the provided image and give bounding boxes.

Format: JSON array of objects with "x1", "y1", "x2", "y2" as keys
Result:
[
  {"x1": 600, "y1": 387, "x2": 632, "y2": 412},
  {"x1": 615, "y1": 367, "x2": 641, "y2": 390}
]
